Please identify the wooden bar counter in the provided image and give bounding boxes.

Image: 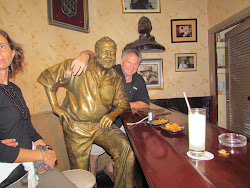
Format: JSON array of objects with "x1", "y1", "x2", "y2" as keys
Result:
[{"x1": 122, "y1": 104, "x2": 250, "y2": 188}]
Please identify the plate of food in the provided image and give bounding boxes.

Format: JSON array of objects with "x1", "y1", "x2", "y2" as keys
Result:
[
  {"x1": 160, "y1": 123, "x2": 185, "y2": 133},
  {"x1": 147, "y1": 119, "x2": 170, "y2": 126}
]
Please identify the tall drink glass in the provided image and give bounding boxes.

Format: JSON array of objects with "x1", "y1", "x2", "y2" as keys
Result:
[{"x1": 188, "y1": 108, "x2": 206, "y2": 157}]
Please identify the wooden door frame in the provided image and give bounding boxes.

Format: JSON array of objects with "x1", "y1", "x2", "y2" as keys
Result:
[
  {"x1": 208, "y1": 7, "x2": 250, "y2": 125},
  {"x1": 225, "y1": 18, "x2": 250, "y2": 131}
]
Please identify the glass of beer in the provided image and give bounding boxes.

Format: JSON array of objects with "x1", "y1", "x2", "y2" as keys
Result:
[{"x1": 188, "y1": 108, "x2": 206, "y2": 157}]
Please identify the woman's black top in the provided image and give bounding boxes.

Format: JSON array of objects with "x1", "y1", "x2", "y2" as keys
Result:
[{"x1": 0, "y1": 82, "x2": 42, "y2": 163}]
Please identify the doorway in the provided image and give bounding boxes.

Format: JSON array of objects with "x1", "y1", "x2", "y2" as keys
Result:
[
  {"x1": 225, "y1": 18, "x2": 250, "y2": 137},
  {"x1": 208, "y1": 7, "x2": 250, "y2": 134},
  {"x1": 215, "y1": 27, "x2": 235, "y2": 129}
]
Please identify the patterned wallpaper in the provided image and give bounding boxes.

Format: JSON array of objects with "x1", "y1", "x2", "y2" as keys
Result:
[
  {"x1": 0, "y1": 0, "x2": 248, "y2": 114},
  {"x1": 207, "y1": 0, "x2": 250, "y2": 28}
]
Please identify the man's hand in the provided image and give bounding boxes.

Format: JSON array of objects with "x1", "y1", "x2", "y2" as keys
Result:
[
  {"x1": 71, "y1": 50, "x2": 94, "y2": 76},
  {"x1": 71, "y1": 54, "x2": 89, "y2": 76},
  {"x1": 1, "y1": 139, "x2": 18, "y2": 147},
  {"x1": 99, "y1": 114, "x2": 116, "y2": 132}
]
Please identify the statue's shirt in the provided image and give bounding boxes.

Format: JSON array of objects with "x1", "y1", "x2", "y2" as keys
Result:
[{"x1": 38, "y1": 59, "x2": 129, "y2": 122}]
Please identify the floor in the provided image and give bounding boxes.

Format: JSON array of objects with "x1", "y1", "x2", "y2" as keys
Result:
[
  {"x1": 96, "y1": 159, "x2": 149, "y2": 188},
  {"x1": 96, "y1": 170, "x2": 114, "y2": 188}
]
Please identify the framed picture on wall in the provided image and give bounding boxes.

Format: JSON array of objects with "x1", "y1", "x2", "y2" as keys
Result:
[
  {"x1": 47, "y1": 0, "x2": 89, "y2": 33},
  {"x1": 122, "y1": 0, "x2": 161, "y2": 13},
  {"x1": 171, "y1": 19, "x2": 197, "y2": 43},
  {"x1": 138, "y1": 59, "x2": 163, "y2": 90},
  {"x1": 175, "y1": 53, "x2": 197, "y2": 72}
]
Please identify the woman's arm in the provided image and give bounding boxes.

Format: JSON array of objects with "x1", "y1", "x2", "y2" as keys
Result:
[
  {"x1": 15, "y1": 147, "x2": 57, "y2": 171},
  {"x1": 2, "y1": 139, "x2": 57, "y2": 171},
  {"x1": 14, "y1": 148, "x2": 43, "y2": 163},
  {"x1": 33, "y1": 139, "x2": 46, "y2": 147}
]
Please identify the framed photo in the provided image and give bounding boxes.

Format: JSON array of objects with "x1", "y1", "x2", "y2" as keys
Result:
[
  {"x1": 175, "y1": 53, "x2": 197, "y2": 72},
  {"x1": 122, "y1": 0, "x2": 161, "y2": 13},
  {"x1": 47, "y1": 0, "x2": 89, "y2": 33},
  {"x1": 138, "y1": 59, "x2": 163, "y2": 90},
  {"x1": 171, "y1": 19, "x2": 197, "y2": 43}
]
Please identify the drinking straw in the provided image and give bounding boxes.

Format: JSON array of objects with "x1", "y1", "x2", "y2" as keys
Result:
[
  {"x1": 127, "y1": 116, "x2": 148, "y2": 126},
  {"x1": 183, "y1": 92, "x2": 192, "y2": 113}
]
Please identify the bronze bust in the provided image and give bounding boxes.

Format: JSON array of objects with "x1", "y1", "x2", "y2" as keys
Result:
[{"x1": 125, "y1": 16, "x2": 165, "y2": 53}]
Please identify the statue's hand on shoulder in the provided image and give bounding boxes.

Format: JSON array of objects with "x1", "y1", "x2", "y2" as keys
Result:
[{"x1": 99, "y1": 114, "x2": 115, "y2": 132}]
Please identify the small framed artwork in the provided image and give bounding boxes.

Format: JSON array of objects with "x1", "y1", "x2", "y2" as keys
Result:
[
  {"x1": 122, "y1": 0, "x2": 161, "y2": 13},
  {"x1": 171, "y1": 19, "x2": 197, "y2": 43},
  {"x1": 175, "y1": 53, "x2": 197, "y2": 72},
  {"x1": 138, "y1": 59, "x2": 163, "y2": 90},
  {"x1": 47, "y1": 0, "x2": 89, "y2": 33}
]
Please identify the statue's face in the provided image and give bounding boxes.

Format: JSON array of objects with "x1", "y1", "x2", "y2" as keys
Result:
[
  {"x1": 96, "y1": 40, "x2": 116, "y2": 69},
  {"x1": 138, "y1": 17, "x2": 152, "y2": 34}
]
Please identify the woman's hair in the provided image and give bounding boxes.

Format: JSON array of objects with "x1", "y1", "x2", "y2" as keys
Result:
[{"x1": 0, "y1": 29, "x2": 24, "y2": 78}]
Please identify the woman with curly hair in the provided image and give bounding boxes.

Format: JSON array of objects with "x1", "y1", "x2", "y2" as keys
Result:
[{"x1": 0, "y1": 29, "x2": 76, "y2": 188}]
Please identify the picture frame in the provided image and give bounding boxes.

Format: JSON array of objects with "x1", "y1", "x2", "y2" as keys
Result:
[
  {"x1": 175, "y1": 53, "x2": 197, "y2": 72},
  {"x1": 47, "y1": 0, "x2": 89, "y2": 33},
  {"x1": 122, "y1": 0, "x2": 161, "y2": 13},
  {"x1": 171, "y1": 19, "x2": 197, "y2": 43},
  {"x1": 138, "y1": 59, "x2": 163, "y2": 90}
]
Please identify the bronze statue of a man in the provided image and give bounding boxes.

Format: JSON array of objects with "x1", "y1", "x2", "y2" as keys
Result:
[{"x1": 38, "y1": 37, "x2": 134, "y2": 187}]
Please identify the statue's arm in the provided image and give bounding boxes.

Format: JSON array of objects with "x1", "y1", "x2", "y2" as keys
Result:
[
  {"x1": 44, "y1": 86, "x2": 73, "y2": 125},
  {"x1": 99, "y1": 77, "x2": 130, "y2": 131},
  {"x1": 114, "y1": 77, "x2": 130, "y2": 114},
  {"x1": 44, "y1": 87, "x2": 60, "y2": 116},
  {"x1": 38, "y1": 60, "x2": 74, "y2": 125}
]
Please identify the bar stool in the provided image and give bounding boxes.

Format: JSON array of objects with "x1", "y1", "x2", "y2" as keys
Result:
[{"x1": 62, "y1": 169, "x2": 96, "y2": 188}]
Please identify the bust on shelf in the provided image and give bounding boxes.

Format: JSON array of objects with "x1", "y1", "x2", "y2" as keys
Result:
[{"x1": 125, "y1": 16, "x2": 165, "y2": 53}]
